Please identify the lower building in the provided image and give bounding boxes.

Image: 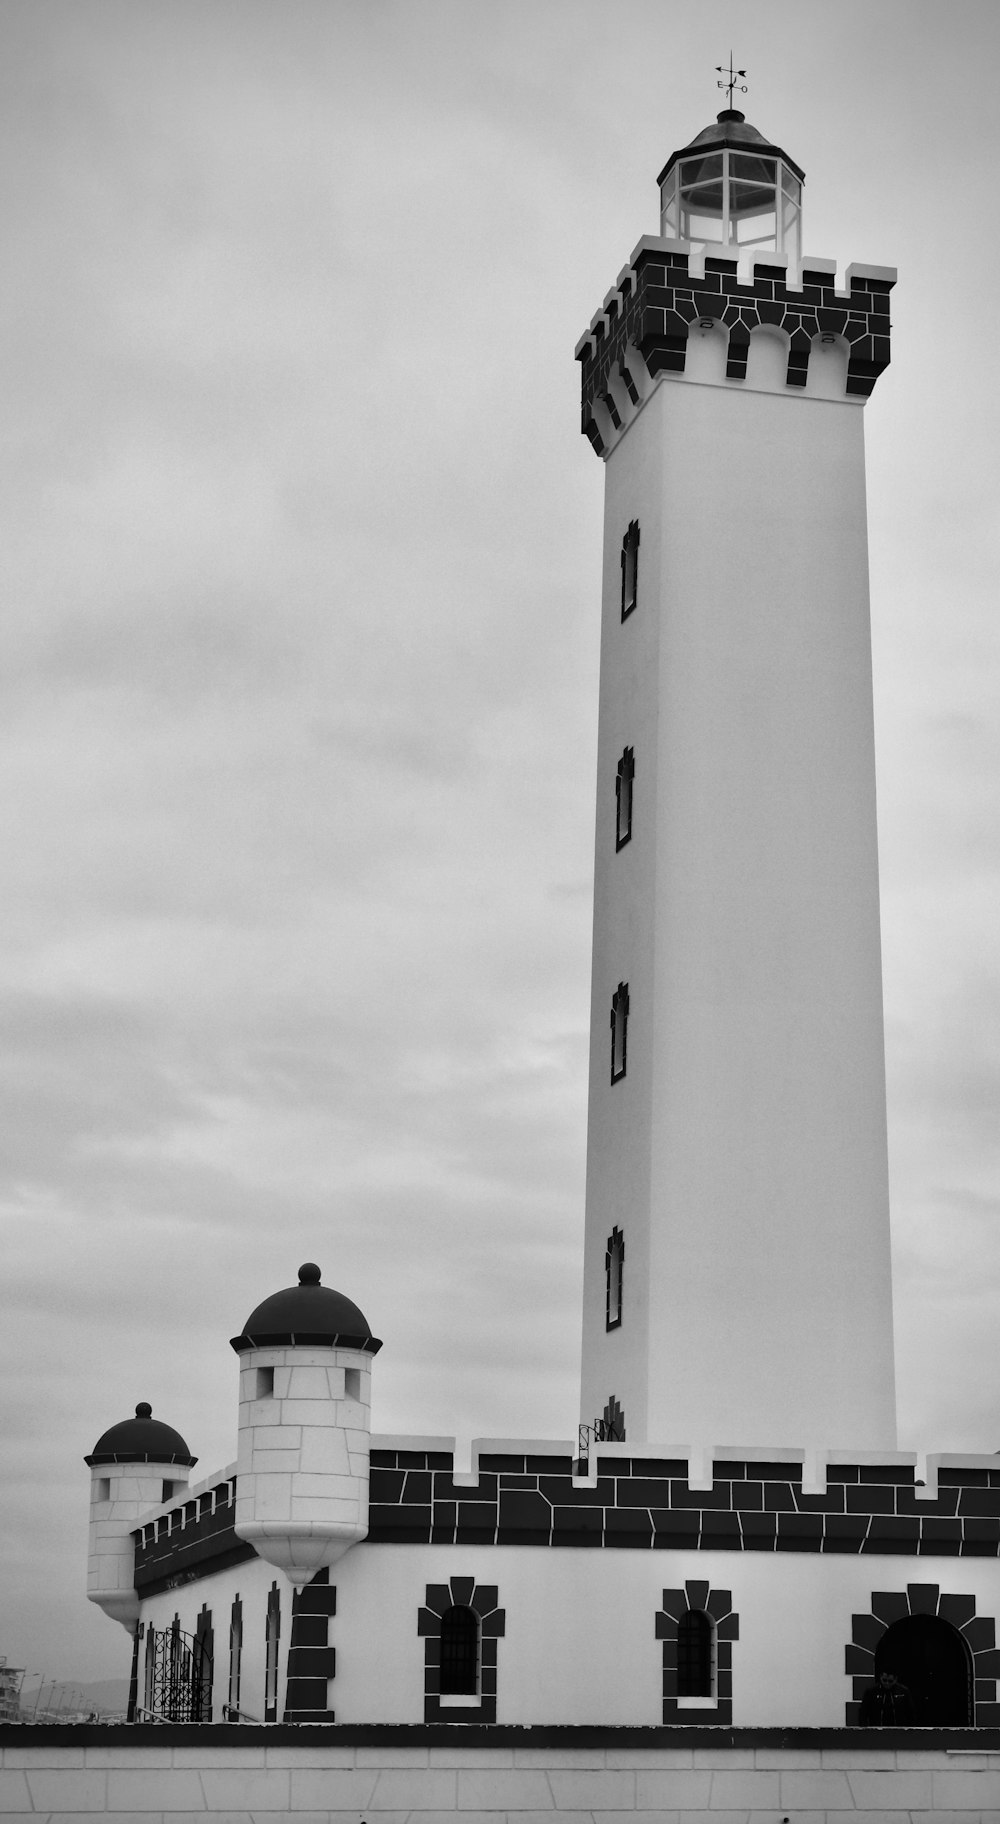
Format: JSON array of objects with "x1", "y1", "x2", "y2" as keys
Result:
[{"x1": 85, "y1": 1265, "x2": 1000, "y2": 1730}]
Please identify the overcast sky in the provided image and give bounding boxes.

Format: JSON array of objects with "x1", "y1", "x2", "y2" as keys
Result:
[{"x1": 3, "y1": 0, "x2": 1000, "y2": 1686}]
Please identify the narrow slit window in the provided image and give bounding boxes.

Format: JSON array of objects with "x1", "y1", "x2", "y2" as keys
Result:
[
  {"x1": 265, "y1": 1583, "x2": 281, "y2": 1722},
  {"x1": 677, "y1": 1610, "x2": 714, "y2": 1698},
  {"x1": 605, "y1": 1227, "x2": 624, "y2": 1330},
  {"x1": 194, "y1": 1603, "x2": 214, "y2": 1723},
  {"x1": 143, "y1": 1627, "x2": 156, "y2": 1715},
  {"x1": 255, "y1": 1366, "x2": 275, "y2": 1400},
  {"x1": 439, "y1": 1605, "x2": 479, "y2": 1696},
  {"x1": 620, "y1": 520, "x2": 640, "y2": 620},
  {"x1": 610, "y1": 981, "x2": 629, "y2": 1083},
  {"x1": 616, "y1": 746, "x2": 635, "y2": 849},
  {"x1": 344, "y1": 1366, "x2": 361, "y2": 1400},
  {"x1": 228, "y1": 1596, "x2": 243, "y2": 1717}
]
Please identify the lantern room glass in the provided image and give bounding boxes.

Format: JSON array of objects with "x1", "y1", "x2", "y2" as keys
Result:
[{"x1": 661, "y1": 149, "x2": 801, "y2": 269}]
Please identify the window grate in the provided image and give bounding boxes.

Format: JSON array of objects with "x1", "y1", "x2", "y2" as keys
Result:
[
  {"x1": 439, "y1": 1605, "x2": 479, "y2": 1696},
  {"x1": 677, "y1": 1610, "x2": 713, "y2": 1698}
]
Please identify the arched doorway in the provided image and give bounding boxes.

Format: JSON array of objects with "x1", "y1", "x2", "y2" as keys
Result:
[{"x1": 875, "y1": 1614, "x2": 973, "y2": 1725}]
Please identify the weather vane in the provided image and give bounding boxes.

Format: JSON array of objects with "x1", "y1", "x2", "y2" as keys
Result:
[{"x1": 716, "y1": 53, "x2": 747, "y2": 108}]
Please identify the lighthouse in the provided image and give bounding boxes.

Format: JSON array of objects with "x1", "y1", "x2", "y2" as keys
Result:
[{"x1": 576, "y1": 105, "x2": 897, "y2": 1455}]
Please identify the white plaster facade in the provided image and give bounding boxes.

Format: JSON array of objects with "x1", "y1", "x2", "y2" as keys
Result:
[
  {"x1": 579, "y1": 255, "x2": 897, "y2": 1456},
  {"x1": 136, "y1": 1527, "x2": 1000, "y2": 1729}
]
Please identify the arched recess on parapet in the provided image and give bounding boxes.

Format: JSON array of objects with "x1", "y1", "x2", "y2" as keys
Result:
[
  {"x1": 684, "y1": 317, "x2": 728, "y2": 384},
  {"x1": 744, "y1": 323, "x2": 791, "y2": 392},
  {"x1": 806, "y1": 332, "x2": 850, "y2": 400},
  {"x1": 619, "y1": 341, "x2": 648, "y2": 408}
]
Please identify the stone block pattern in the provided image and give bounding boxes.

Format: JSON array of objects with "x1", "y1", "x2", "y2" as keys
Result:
[
  {"x1": 576, "y1": 248, "x2": 893, "y2": 455},
  {"x1": 367, "y1": 1451, "x2": 1000, "y2": 1558},
  {"x1": 131, "y1": 1454, "x2": 1000, "y2": 1590},
  {"x1": 285, "y1": 1566, "x2": 338, "y2": 1723},
  {"x1": 236, "y1": 1349, "x2": 371, "y2": 1534},
  {"x1": 4, "y1": 1729, "x2": 1000, "y2": 1818}
]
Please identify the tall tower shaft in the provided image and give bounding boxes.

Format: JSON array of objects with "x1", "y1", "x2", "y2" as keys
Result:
[{"x1": 576, "y1": 110, "x2": 897, "y2": 1454}]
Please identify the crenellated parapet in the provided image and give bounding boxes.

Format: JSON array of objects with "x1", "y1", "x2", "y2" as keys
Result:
[
  {"x1": 576, "y1": 242, "x2": 894, "y2": 456},
  {"x1": 126, "y1": 1440, "x2": 1000, "y2": 1577}
]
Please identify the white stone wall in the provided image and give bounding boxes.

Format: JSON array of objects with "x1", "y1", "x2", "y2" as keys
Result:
[
  {"x1": 235, "y1": 1345, "x2": 372, "y2": 1583},
  {"x1": 139, "y1": 1557, "x2": 283, "y2": 1725},
  {"x1": 3, "y1": 1736, "x2": 1000, "y2": 1819},
  {"x1": 136, "y1": 1537, "x2": 1000, "y2": 1729},
  {"x1": 581, "y1": 328, "x2": 896, "y2": 1455}
]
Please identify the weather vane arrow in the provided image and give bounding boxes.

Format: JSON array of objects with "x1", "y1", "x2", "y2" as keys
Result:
[{"x1": 716, "y1": 53, "x2": 747, "y2": 107}]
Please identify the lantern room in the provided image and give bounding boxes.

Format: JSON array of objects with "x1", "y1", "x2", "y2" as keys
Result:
[{"x1": 658, "y1": 109, "x2": 804, "y2": 269}]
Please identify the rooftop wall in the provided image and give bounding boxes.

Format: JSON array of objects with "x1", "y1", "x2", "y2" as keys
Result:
[
  {"x1": 2, "y1": 1725, "x2": 1000, "y2": 1819},
  {"x1": 132, "y1": 1446, "x2": 1000, "y2": 1592}
]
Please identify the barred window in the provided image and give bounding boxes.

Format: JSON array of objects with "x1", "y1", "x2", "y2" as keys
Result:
[
  {"x1": 439, "y1": 1605, "x2": 479, "y2": 1697},
  {"x1": 621, "y1": 520, "x2": 640, "y2": 620},
  {"x1": 616, "y1": 747, "x2": 635, "y2": 850},
  {"x1": 677, "y1": 1610, "x2": 713, "y2": 1698}
]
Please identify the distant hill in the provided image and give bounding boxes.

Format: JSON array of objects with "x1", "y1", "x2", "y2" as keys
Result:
[
  {"x1": 32, "y1": 1677, "x2": 131, "y2": 1717},
  {"x1": 79, "y1": 1676, "x2": 130, "y2": 1712}
]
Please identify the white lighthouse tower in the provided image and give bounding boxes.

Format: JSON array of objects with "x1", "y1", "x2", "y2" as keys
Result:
[{"x1": 576, "y1": 104, "x2": 897, "y2": 1455}]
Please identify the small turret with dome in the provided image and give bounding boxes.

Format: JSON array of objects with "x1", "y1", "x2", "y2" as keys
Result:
[
  {"x1": 231, "y1": 1263, "x2": 381, "y2": 1587},
  {"x1": 84, "y1": 1404, "x2": 196, "y2": 1633}
]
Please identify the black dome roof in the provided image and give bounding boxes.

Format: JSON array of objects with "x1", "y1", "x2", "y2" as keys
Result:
[
  {"x1": 230, "y1": 1263, "x2": 382, "y2": 1356},
  {"x1": 657, "y1": 110, "x2": 804, "y2": 186},
  {"x1": 85, "y1": 1403, "x2": 197, "y2": 1468}
]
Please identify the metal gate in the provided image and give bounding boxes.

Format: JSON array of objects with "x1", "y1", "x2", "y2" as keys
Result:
[{"x1": 140, "y1": 1620, "x2": 210, "y2": 1722}]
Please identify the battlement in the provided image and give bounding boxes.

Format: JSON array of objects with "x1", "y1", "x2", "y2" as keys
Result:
[
  {"x1": 367, "y1": 1440, "x2": 1000, "y2": 1555},
  {"x1": 129, "y1": 1440, "x2": 1000, "y2": 1590},
  {"x1": 132, "y1": 1466, "x2": 252, "y2": 1594},
  {"x1": 576, "y1": 241, "x2": 895, "y2": 455}
]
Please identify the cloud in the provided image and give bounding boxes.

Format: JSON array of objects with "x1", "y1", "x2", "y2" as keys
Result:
[{"x1": 2, "y1": 0, "x2": 999, "y2": 1683}]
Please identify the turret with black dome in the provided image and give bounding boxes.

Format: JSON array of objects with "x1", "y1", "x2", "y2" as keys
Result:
[
  {"x1": 85, "y1": 1402, "x2": 197, "y2": 1468},
  {"x1": 230, "y1": 1262, "x2": 382, "y2": 1355},
  {"x1": 233, "y1": 1261, "x2": 379, "y2": 1585},
  {"x1": 85, "y1": 1404, "x2": 196, "y2": 1634}
]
